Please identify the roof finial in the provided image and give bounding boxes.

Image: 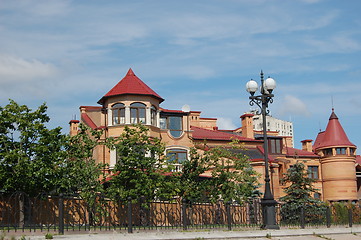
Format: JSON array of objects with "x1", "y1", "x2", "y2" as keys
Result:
[
  {"x1": 331, "y1": 95, "x2": 334, "y2": 112},
  {"x1": 127, "y1": 68, "x2": 135, "y2": 76}
]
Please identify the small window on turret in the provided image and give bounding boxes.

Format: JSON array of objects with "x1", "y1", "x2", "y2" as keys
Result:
[
  {"x1": 350, "y1": 148, "x2": 355, "y2": 156},
  {"x1": 323, "y1": 148, "x2": 332, "y2": 156},
  {"x1": 112, "y1": 103, "x2": 125, "y2": 125},
  {"x1": 336, "y1": 147, "x2": 346, "y2": 155}
]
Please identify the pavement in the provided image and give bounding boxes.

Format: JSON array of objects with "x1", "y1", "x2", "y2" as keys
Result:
[{"x1": 4, "y1": 226, "x2": 361, "y2": 240}]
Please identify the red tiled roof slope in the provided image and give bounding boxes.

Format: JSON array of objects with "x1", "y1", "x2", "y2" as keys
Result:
[
  {"x1": 98, "y1": 68, "x2": 164, "y2": 104},
  {"x1": 313, "y1": 109, "x2": 355, "y2": 150},
  {"x1": 81, "y1": 113, "x2": 97, "y2": 129},
  {"x1": 286, "y1": 147, "x2": 319, "y2": 157},
  {"x1": 191, "y1": 126, "x2": 258, "y2": 142}
]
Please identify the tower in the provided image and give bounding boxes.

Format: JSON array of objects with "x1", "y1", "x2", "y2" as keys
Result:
[{"x1": 314, "y1": 109, "x2": 357, "y2": 201}]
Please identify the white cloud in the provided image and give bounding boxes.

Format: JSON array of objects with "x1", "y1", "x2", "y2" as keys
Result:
[
  {"x1": 0, "y1": 55, "x2": 58, "y2": 82},
  {"x1": 217, "y1": 118, "x2": 237, "y2": 130},
  {"x1": 277, "y1": 95, "x2": 311, "y2": 117}
]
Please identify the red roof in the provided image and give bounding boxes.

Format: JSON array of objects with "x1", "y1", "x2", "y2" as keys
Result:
[
  {"x1": 191, "y1": 126, "x2": 259, "y2": 142},
  {"x1": 313, "y1": 109, "x2": 355, "y2": 150},
  {"x1": 98, "y1": 68, "x2": 164, "y2": 104},
  {"x1": 81, "y1": 113, "x2": 97, "y2": 130},
  {"x1": 160, "y1": 108, "x2": 185, "y2": 113},
  {"x1": 286, "y1": 147, "x2": 319, "y2": 158}
]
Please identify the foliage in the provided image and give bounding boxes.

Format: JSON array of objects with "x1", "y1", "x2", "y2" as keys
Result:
[
  {"x1": 105, "y1": 124, "x2": 173, "y2": 201},
  {"x1": 331, "y1": 202, "x2": 351, "y2": 224},
  {"x1": 0, "y1": 100, "x2": 105, "y2": 198},
  {"x1": 280, "y1": 161, "x2": 326, "y2": 224},
  {"x1": 0, "y1": 100, "x2": 67, "y2": 195},
  {"x1": 62, "y1": 123, "x2": 106, "y2": 200},
  {"x1": 177, "y1": 141, "x2": 260, "y2": 203},
  {"x1": 45, "y1": 233, "x2": 53, "y2": 239}
]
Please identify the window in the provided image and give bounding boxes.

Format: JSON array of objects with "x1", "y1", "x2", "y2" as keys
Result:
[
  {"x1": 269, "y1": 138, "x2": 282, "y2": 154},
  {"x1": 336, "y1": 147, "x2": 346, "y2": 155},
  {"x1": 350, "y1": 148, "x2": 355, "y2": 156},
  {"x1": 160, "y1": 115, "x2": 183, "y2": 138},
  {"x1": 323, "y1": 148, "x2": 333, "y2": 156},
  {"x1": 151, "y1": 105, "x2": 157, "y2": 126},
  {"x1": 130, "y1": 102, "x2": 146, "y2": 124},
  {"x1": 112, "y1": 103, "x2": 125, "y2": 125},
  {"x1": 166, "y1": 148, "x2": 188, "y2": 163},
  {"x1": 308, "y1": 166, "x2": 319, "y2": 179},
  {"x1": 314, "y1": 193, "x2": 321, "y2": 199}
]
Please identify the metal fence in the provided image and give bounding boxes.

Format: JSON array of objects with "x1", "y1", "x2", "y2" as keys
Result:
[{"x1": 0, "y1": 192, "x2": 360, "y2": 234}]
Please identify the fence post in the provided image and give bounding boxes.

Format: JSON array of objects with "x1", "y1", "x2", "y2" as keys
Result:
[
  {"x1": 182, "y1": 199, "x2": 188, "y2": 231},
  {"x1": 326, "y1": 206, "x2": 331, "y2": 228},
  {"x1": 348, "y1": 207, "x2": 353, "y2": 228},
  {"x1": 226, "y1": 201, "x2": 232, "y2": 231},
  {"x1": 300, "y1": 205, "x2": 305, "y2": 229},
  {"x1": 127, "y1": 197, "x2": 133, "y2": 233},
  {"x1": 58, "y1": 193, "x2": 64, "y2": 235}
]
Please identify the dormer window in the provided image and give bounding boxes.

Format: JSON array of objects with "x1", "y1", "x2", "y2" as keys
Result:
[
  {"x1": 112, "y1": 103, "x2": 125, "y2": 125},
  {"x1": 130, "y1": 102, "x2": 146, "y2": 124},
  {"x1": 269, "y1": 138, "x2": 282, "y2": 154}
]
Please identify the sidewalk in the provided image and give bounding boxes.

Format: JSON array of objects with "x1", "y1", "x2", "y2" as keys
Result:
[{"x1": 14, "y1": 226, "x2": 361, "y2": 240}]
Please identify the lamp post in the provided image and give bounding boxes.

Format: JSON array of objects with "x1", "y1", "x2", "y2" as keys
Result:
[{"x1": 246, "y1": 70, "x2": 279, "y2": 229}]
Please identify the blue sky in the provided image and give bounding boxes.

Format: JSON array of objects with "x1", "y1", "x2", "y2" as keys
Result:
[{"x1": 0, "y1": 0, "x2": 360, "y2": 149}]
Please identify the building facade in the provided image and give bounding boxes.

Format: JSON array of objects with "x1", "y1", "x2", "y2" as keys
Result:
[
  {"x1": 70, "y1": 68, "x2": 359, "y2": 202},
  {"x1": 250, "y1": 110, "x2": 294, "y2": 147}
]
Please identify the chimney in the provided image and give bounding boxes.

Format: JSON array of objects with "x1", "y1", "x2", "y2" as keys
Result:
[
  {"x1": 240, "y1": 113, "x2": 254, "y2": 139},
  {"x1": 301, "y1": 139, "x2": 313, "y2": 152},
  {"x1": 69, "y1": 119, "x2": 80, "y2": 136}
]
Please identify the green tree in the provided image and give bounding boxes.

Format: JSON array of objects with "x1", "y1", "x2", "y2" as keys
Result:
[
  {"x1": 0, "y1": 100, "x2": 66, "y2": 195},
  {"x1": 280, "y1": 161, "x2": 326, "y2": 224},
  {"x1": 105, "y1": 124, "x2": 173, "y2": 201},
  {"x1": 177, "y1": 142, "x2": 260, "y2": 203},
  {"x1": 0, "y1": 100, "x2": 105, "y2": 198},
  {"x1": 62, "y1": 123, "x2": 106, "y2": 197}
]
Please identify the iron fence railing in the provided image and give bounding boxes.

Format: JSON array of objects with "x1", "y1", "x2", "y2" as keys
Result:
[{"x1": 1, "y1": 192, "x2": 361, "y2": 234}]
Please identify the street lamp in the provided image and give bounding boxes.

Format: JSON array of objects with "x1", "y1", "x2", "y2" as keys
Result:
[{"x1": 246, "y1": 70, "x2": 279, "y2": 229}]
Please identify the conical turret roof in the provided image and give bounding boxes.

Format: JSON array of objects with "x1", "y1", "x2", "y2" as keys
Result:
[
  {"x1": 313, "y1": 109, "x2": 355, "y2": 150},
  {"x1": 98, "y1": 68, "x2": 164, "y2": 104}
]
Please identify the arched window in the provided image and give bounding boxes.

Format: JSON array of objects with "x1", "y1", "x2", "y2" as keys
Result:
[
  {"x1": 166, "y1": 148, "x2": 188, "y2": 172},
  {"x1": 130, "y1": 102, "x2": 146, "y2": 124},
  {"x1": 112, "y1": 103, "x2": 125, "y2": 125},
  {"x1": 166, "y1": 148, "x2": 188, "y2": 163},
  {"x1": 151, "y1": 105, "x2": 157, "y2": 126}
]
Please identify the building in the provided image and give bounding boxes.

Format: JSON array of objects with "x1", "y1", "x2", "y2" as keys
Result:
[
  {"x1": 250, "y1": 110, "x2": 294, "y2": 147},
  {"x1": 70, "y1": 68, "x2": 358, "y2": 202}
]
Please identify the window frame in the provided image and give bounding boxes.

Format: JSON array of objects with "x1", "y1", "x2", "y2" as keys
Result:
[
  {"x1": 111, "y1": 103, "x2": 125, "y2": 125},
  {"x1": 130, "y1": 102, "x2": 146, "y2": 124},
  {"x1": 151, "y1": 105, "x2": 157, "y2": 126},
  {"x1": 336, "y1": 147, "x2": 346, "y2": 155},
  {"x1": 308, "y1": 166, "x2": 319, "y2": 180},
  {"x1": 269, "y1": 138, "x2": 282, "y2": 154},
  {"x1": 166, "y1": 148, "x2": 188, "y2": 164},
  {"x1": 159, "y1": 113, "x2": 184, "y2": 138}
]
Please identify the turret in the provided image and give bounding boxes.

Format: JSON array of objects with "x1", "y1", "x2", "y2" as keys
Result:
[{"x1": 314, "y1": 109, "x2": 357, "y2": 201}]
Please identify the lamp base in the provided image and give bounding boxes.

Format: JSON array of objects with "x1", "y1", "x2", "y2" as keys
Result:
[{"x1": 261, "y1": 198, "x2": 280, "y2": 230}]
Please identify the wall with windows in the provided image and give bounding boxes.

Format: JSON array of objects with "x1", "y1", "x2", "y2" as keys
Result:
[{"x1": 316, "y1": 146, "x2": 357, "y2": 201}]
